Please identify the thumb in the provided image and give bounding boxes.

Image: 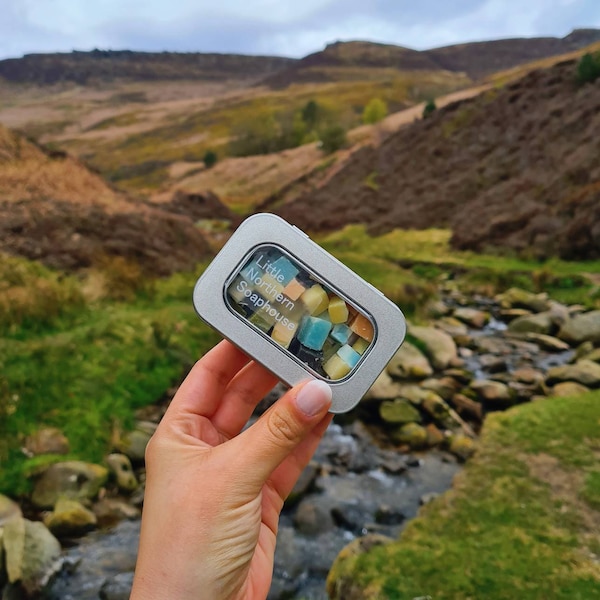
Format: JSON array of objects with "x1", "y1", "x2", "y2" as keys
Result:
[{"x1": 229, "y1": 379, "x2": 332, "y2": 492}]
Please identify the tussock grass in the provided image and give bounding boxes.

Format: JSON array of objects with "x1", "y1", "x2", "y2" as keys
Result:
[{"x1": 327, "y1": 392, "x2": 600, "y2": 599}]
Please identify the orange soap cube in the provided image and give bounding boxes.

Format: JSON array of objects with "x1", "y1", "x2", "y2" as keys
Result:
[
  {"x1": 350, "y1": 314, "x2": 374, "y2": 342},
  {"x1": 283, "y1": 278, "x2": 306, "y2": 301}
]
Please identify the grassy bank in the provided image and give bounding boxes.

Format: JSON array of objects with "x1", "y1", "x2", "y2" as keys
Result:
[{"x1": 327, "y1": 391, "x2": 600, "y2": 599}]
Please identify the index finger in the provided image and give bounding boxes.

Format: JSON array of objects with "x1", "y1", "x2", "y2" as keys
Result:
[{"x1": 166, "y1": 340, "x2": 251, "y2": 419}]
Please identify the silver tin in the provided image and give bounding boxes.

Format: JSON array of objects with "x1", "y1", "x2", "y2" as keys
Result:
[{"x1": 193, "y1": 213, "x2": 406, "y2": 413}]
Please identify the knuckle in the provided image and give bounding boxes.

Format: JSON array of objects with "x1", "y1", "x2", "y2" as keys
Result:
[{"x1": 265, "y1": 409, "x2": 302, "y2": 448}]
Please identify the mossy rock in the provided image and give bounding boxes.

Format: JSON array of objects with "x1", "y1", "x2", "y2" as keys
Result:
[
  {"x1": 379, "y1": 399, "x2": 422, "y2": 425},
  {"x1": 391, "y1": 423, "x2": 428, "y2": 449}
]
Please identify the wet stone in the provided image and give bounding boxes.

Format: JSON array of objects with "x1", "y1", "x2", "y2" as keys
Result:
[{"x1": 99, "y1": 572, "x2": 134, "y2": 600}]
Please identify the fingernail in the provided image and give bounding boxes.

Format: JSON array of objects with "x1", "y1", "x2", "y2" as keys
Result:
[{"x1": 295, "y1": 380, "x2": 332, "y2": 416}]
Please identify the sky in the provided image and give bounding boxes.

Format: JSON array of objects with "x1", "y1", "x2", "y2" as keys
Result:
[{"x1": 1, "y1": 0, "x2": 599, "y2": 61}]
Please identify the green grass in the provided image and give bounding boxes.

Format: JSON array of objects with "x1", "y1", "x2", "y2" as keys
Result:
[
  {"x1": 0, "y1": 264, "x2": 219, "y2": 496},
  {"x1": 327, "y1": 392, "x2": 600, "y2": 599},
  {"x1": 319, "y1": 226, "x2": 600, "y2": 307}
]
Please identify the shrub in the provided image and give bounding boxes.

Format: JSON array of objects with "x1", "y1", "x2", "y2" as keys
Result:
[
  {"x1": 423, "y1": 99, "x2": 437, "y2": 119},
  {"x1": 362, "y1": 98, "x2": 388, "y2": 124},
  {"x1": 301, "y1": 100, "x2": 320, "y2": 129},
  {"x1": 203, "y1": 150, "x2": 218, "y2": 169},
  {"x1": 577, "y1": 52, "x2": 600, "y2": 85},
  {"x1": 319, "y1": 124, "x2": 348, "y2": 154}
]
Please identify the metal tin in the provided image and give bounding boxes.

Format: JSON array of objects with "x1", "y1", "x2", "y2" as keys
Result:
[{"x1": 193, "y1": 213, "x2": 406, "y2": 413}]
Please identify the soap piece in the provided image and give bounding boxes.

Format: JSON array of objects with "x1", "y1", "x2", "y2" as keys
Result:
[
  {"x1": 300, "y1": 285, "x2": 329, "y2": 316},
  {"x1": 271, "y1": 256, "x2": 299, "y2": 285},
  {"x1": 331, "y1": 323, "x2": 352, "y2": 345},
  {"x1": 323, "y1": 354, "x2": 352, "y2": 380},
  {"x1": 272, "y1": 320, "x2": 298, "y2": 348},
  {"x1": 328, "y1": 296, "x2": 349, "y2": 324},
  {"x1": 322, "y1": 338, "x2": 341, "y2": 362},
  {"x1": 283, "y1": 278, "x2": 306, "y2": 301},
  {"x1": 298, "y1": 316, "x2": 332, "y2": 351},
  {"x1": 352, "y1": 337, "x2": 369, "y2": 355},
  {"x1": 250, "y1": 311, "x2": 274, "y2": 333},
  {"x1": 337, "y1": 344, "x2": 361, "y2": 368},
  {"x1": 296, "y1": 345, "x2": 324, "y2": 373},
  {"x1": 350, "y1": 314, "x2": 374, "y2": 342}
]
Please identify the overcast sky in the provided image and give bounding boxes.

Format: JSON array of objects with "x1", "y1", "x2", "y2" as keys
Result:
[{"x1": 1, "y1": 0, "x2": 599, "y2": 60}]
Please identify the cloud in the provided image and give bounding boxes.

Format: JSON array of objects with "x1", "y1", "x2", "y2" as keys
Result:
[{"x1": 0, "y1": 0, "x2": 599, "y2": 60}]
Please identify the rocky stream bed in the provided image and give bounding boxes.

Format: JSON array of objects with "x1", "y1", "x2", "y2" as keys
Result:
[{"x1": 3, "y1": 286, "x2": 600, "y2": 599}]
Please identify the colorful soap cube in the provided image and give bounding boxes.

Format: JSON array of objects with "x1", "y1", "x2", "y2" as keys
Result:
[
  {"x1": 328, "y1": 296, "x2": 349, "y2": 324},
  {"x1": 298, "y1": 316, "x2": 332, "y2": 351},
  {"x1": 271, "y1": 255, "x2": 299, "y2": 285},
  {"x1": 283, "y1": 278, "x2": 306, "y2": 301},
  {"x1": 323, "y1": 354, "x2": 352, "y2": 380},
  {"x1": 249, "y1": 311, "x2": 274, "y2": 333},
  {"x1": 300, "y1": 284, "x2": 329, "y2": 315},
  {"x1": 272, "y1": 319, "x2": 298, "y2": 348},
  {"x1": 322, "y1": 338, "x2": 341, "y2": 362},
  {"x1": 352, "y1": 337, "x2": 369, "y2": 355},
  {"x1": 337, "y1": 344, "x2": 361, "y2": 368},
  {"x1": 350, "y1": 313, "x2": 374, "y2": 342},
  {"x1": 330, "y1": 323, "x2": 352, "y2": 344},
  {"x1": 296, "y1": 345, "x2": 324, "y2": 372},
  {"x1": 228, "y1": 276, "x2": 249, "y2": 304}
]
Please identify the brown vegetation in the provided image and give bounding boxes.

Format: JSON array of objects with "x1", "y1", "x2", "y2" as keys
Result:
[{"x1": 275, "y1": 59, "x2": 600, "y2": 260}]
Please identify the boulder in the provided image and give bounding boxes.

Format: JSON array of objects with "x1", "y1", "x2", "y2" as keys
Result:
[
  {"x1": 451, "y1": 393, "x2": 484, "y2": 421},
  {"x1": 511, "y1": 368, "x2": 545, "y2": 387},
  {"x1": 551, "y1": 382, "x2": 591, "y2": 397},
  {"x1": 495, "y1": 288, "x2": 550, "y2": 313},
  {"x1": 508, "y1": 312, "x2": 555, "y2": 335},
  {"x1": 452, "y1": 307, "x2": 490, "y2": 329},
  {"x1": 287, "y1": 462, "x2": 319, "y2": 506},
  {"x1": 424, "y1": 299, "x2": 450, "y2": 319},
  {"x1": 516, "y1": 333, "x2": 571, "y2": 352},
  {"x1": 469, "y1": 380, "x2": 516, "y2": 408},
  {"x1": 420, "y1": 376, "x2": 462, "y2": 401},
  {"x1": 390, "y1": 423, "x2": 428, "y2": 449},
  {"x1": 379, "y1": 399, "x2": 421, "y2": 425},
  {"x1": 0, "y1": 494, "x2": 22, "y2": 527},
  {"x1": 434, "y1": 316, "x2": 468, "y2": 338},
  {"x1": 408, "y1": 326, "x2": 457, "y2": 370},
  {"x1": 448, "y1": 434, "x2": 477, "y2": 462},
  {"x1": 2, "y1": 517, "x2": 62, "y2": 595},
  {"x1": 31, "y1": 461, "x2": 108, "y2": 509},
  {"x1": 425, "y1": 423, "x2": 445, "y2": 447},
  {"x1": 93, "y1": 497, "x2": 141, "y2": 528},
  {"x1": 44, "y1": 497, "x2": 97, "y2": 538},
  {"x1": 499, "y1": 308, "x2": 532, "y2": 322},
  {"x1": 583, "y1": 348, "x2": 600, "y2": 363},
  {"x1": 546, "y1": 360, "x2": 600, "y2": 388},
  {"x1": 24, "y1": 428, "x2": 69, "y2": 456},
  {"x1": 326, "y1": 534, "x2": 393, "y2": 600},
  {"x1": 558, "y1": 311, "x2": 600, "y2": 345},
  {"x1": 117, "y1": 421, "x2": 157, "y2": 463},
  {"x1": 374, "y1": 505, "x2": 405, "y2": 525},
  {"x1": 99, "y1": 572, "x2": 135, "y2": 600},
  {"x1": 386, "y1": 342, "x2": 433, "y2": 380},
  {"x1": 106, "y1": 454, "x2": 138, "y2": 493},
  {"x1": 364, "y1": 370, "x2": 403, "y2": 401},
  {"x1": 420, "y1": 393, "x2": 455, "y2": 429},
  {"x1": 293, "y1": 498, "x2": 334, "y2": 535}
]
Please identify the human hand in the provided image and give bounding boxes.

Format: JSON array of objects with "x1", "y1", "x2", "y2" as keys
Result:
[{"x1": 130, "y1": 340, "x2": 333, "y2": 600}]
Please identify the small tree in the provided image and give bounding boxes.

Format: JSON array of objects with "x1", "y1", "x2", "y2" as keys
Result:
[
  {"x1": 203, "y1": 150, "x2": 218, "y2": 169},
  {"x1": 320, "y1": 124, "x2": 347, "y2": 154},
  {"x1": 577, "y1": 52, "x2": 600, "y2": 85},
  {"x1": 422, "y1": 99, "x2": 437, "y2": 119},
  {"x1": 301, "y1": 100, "x2": 320, "y2": 129},
  {"x1": 362, "y1": 98, "x2": 388, "y2": 124}
]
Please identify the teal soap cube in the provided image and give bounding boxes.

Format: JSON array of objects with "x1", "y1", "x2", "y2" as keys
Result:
[
  {"x1": 271, "y1": 255, "x2": 299, "y2": 285},
  {"x1": 337, "y1": 344, "x2": 361, "y2": 368},
  {"x1": 330, "y1": 323, "x2": 352, "y2": 344},
  {"x1": 298, "y1": 316, "x2": 332, "y2": 351}
]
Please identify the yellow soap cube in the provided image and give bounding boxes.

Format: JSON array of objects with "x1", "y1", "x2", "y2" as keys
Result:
[
  {"x1": 323, "y1": 354, "x2": 352, "y2": 380},
  {"x1": 328, "y1": 296, "x2": 349, "y2": 324},
  {"x1": 352, "y1": 337, "x2": 369, "y2": 355},
  {"x1": 300, "y1": 284, "x2": 329, "y2": 315}
]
